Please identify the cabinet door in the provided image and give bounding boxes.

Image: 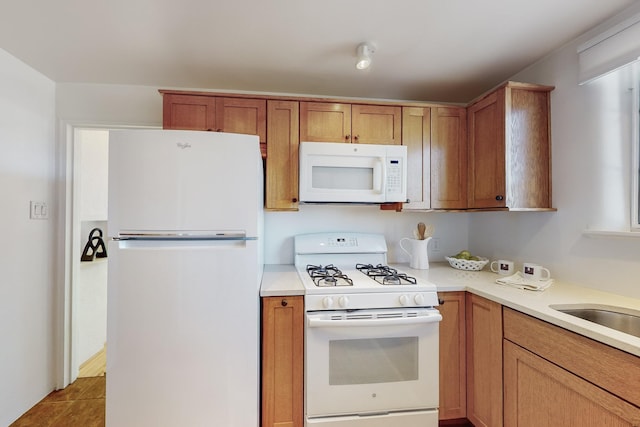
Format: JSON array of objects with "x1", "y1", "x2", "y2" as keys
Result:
[
  {"x1": 468, "y1": 89, "x2": 506, "y2": 208},
  {"x1": 266, "y1": 100, "x2": 299, "y2": 211},
  {"x1": 438, "y1": 292, "x2": 466, "y2": 420},
  {"x1": 216, "y1": 97, "x2": 267, "y2": 157},
  {"x1": 215, "y1": 97, "x2": 266, "y2": 141},
  {"x1": 261, "y1": 296, "x2": 304, "y2": 427},
  {"x1": 162, "y1": 93, "x2": 216, "y2": 131},
  {"x1": 300, "y1": 102, "x2": 352, "y2": 143},
  {"x1": 431, "y1": 107, "x2": 468, "y2": 209},
  {"x1": 352, "y1": 104, "x2": 402, "y2": 145},
  {"x1": 504, "y1": 340, "x2": 640, "y2": 427},
  {"x1": 466, "y1": 293, "x2": 503, "y2": 427},
  {"x1": 402, "y1": 107, "x2": 431, "y2": 210}
]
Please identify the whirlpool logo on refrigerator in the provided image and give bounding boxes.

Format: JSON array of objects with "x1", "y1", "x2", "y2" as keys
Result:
[{"x1": 176, "y1": 142, "x2": 192, "y2": 149}]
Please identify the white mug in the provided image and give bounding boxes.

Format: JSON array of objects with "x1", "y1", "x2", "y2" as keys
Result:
[
  {"x1": 523, "y1": 263, "x2": 551, "y2": 280},
  {"x1": 491, "y1": 260, "x2": 514, "y2": 276}
]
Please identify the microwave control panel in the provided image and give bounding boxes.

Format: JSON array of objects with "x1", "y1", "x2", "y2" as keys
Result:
[{"x1": 386, "y1": 158, "x2": 404, "y2": 197}]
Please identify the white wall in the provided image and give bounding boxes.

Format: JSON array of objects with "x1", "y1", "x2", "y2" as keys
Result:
[
  {"x1": 56, "y1": 83, "x2": 162, "y2": 126},
  {"x1": 468, "y1": 6, "x2": 640, "y2": 299},
  {"x1": 0, "y1": 48, "x2": 57, "y2": 425},
  {"x1": 264, "y1": 206, "x2": 470, "y2": 265}
]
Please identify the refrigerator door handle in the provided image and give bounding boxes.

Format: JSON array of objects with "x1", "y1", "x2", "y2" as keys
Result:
[{"x1": 116, "y1": 231, "x2": 256, "y2": 240}]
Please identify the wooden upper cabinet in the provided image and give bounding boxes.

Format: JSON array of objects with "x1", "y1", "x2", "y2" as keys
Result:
[
  {"x1": 468, "y1": 90, "x2": 506, "y2": 208},
  {"x1": 300, "y1": 102, "x2": 401, "y2": 144},
  {"x1": 160, "y1": 84, "x2": 553, "y2": 212},
  {"x1": 163, "y1": 93, "x2": 216, "y2": 131},
  {"x1": 402, "y1": 107, "x2": 431, "y2": 210},
  {"x1": 352, "y1": 104, "x2": 401, "y2": 145},
  {"x1": 266, "y1": 100, "x2": 299, "y2": 211},
  {"x1": 431, "y1": 106, "x2": 467, "y2": 210},
  {"x1": 300, "y1": 102, "x2": 352, "y2": 143},
  {"x1": 467, "y1": 82, "x2": 554, "y2": 210},
  {"x1": 161, "y1": 92, "x2": 267, "y2": 157},
  {"x1": 215, "y1": 97, "x2": 266, "y2": 143}
]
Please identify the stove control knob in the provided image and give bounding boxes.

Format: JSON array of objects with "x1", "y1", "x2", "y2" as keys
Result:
[
  {"x1": 339, "y1": 296, "x2": 350, "y2": 308},
  {"x1": 414, "y1": 294, "x2": 425, "y2": 305},
  {"x1": 399, "y1": 294, "x2": 410, "y2": 306},
  {"x1": 323, "y1": 296, "x2": 334, "y2": 309}
]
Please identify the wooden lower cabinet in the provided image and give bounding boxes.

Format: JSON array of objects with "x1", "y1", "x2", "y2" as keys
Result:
[
  {"x1": 261, "y1": 296, "x2": 304, "y2": 427},
  {"x1": 503, "y1": 308, "x2": 640, "y2": 427},
  {"x1": 438, "y1": 292, "x2": 466, "y2": 420},
  {"x1": 465, "y1": 293, "x2": 503, "y2": 427},
  {"x1": 503, "y1": 340, "x2": 640, "y2": 426}
]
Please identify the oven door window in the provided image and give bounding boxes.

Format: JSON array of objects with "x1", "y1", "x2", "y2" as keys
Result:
[{"x1": 329, "y1": 337, "x2": 418, "y2": 385}]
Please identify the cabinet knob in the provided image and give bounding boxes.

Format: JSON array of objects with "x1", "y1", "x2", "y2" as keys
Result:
[
  {"x1": 345, "y1": 135, "x2": 350, "y2": 141},
  {"x1": 216, "y1": 128, "x2": 222, "y2": 132},
  {"x1": 496, "y1": 195, "x2": 504, "y2": 201},
  {"x1": 354, "y1": 135, "x2": 359, "y2": 141},
  {"x1": 281, "y1": 299, "x2": 288, "y2": 307},
  {"x1": 292, "y1": 197, "x2": 298, "y2": 203}
]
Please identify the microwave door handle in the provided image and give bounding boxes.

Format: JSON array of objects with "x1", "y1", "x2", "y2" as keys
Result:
[
  {"x1": 307, "y1": 313, "x2": 442, "y2": 328},
  {"x1": 373, "y1": 157, "x2": 385, "y2": 194}
]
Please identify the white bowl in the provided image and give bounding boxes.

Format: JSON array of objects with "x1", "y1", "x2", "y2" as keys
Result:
[{"x1": 445, "y1": 256, "x2": 489, "y2": 271}]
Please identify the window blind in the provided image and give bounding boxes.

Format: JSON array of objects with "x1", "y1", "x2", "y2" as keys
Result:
[{"x1": 578, "y1": 12, "x2": 640, "y2": 85}]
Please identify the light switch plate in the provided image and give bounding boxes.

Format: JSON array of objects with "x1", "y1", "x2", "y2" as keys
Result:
[{"x1": 30, "y1": 201, "x2": 49, "y2": 220}]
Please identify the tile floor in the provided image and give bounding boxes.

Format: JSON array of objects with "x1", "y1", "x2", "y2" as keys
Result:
[
  {"x1": 9, "y1": 376, "x2": 105, "y2": 427},
  {"x1": 9, "y1": 375, "x2": 474, "y2": 427}
]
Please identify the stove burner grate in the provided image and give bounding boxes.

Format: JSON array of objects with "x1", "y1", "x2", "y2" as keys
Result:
[
  {"x1": 356, "y1": 263, "x2": 417, "y2": 286},
  {"x1": 306, "y1": 264, "x2": 354, "y2": 287}
]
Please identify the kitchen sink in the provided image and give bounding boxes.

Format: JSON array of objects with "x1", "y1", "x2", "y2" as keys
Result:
[{"x1": 550, "y1": 304, "x2": 640, "y2": 339}]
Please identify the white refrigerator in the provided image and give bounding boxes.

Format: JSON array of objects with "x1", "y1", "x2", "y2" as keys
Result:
[{"x1": 106, "y1": 129, "x2": 263, "y2": 427}]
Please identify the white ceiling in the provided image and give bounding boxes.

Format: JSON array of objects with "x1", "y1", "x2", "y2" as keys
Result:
[{"x1": 0, "y1": 0, "x2": 637, "y2": 103}]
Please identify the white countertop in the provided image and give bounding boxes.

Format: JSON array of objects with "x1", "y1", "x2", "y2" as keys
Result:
[
  {"x1": 260, "y1": 263, "x2": 640, "y2": 357},
  {"x1": 261, "y1": 264, "x2": 304, "y2": 296}
]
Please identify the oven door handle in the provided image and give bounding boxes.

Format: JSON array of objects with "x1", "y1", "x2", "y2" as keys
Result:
[{"x1": 307, "y1": 313, "x2": 442, "y2": 328}]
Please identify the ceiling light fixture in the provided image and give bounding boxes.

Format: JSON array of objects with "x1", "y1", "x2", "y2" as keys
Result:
[{"x1": 355, "y1": 42, "x2": 375, "y2": 70}]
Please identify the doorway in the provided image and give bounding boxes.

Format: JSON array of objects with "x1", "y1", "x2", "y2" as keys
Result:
[{"x1": 59, "y1": 123, "x2": 156, "y2": 389}]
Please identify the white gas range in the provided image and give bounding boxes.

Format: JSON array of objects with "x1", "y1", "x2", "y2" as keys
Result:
[
  {"x1": 294, "y1": 232, "x2": 440, "y2": 311},
  {"x1": 294, "y1": 233, "x2": 442, "y2": 427}
]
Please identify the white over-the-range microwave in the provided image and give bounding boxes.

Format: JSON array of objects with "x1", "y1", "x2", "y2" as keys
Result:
[{"x1": 299, "y1": 141, "x2": 407, "y2": 204}]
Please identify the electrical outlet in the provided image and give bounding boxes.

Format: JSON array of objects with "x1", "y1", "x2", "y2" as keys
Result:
[
  {"x1": 30, "y1": 201, "x2": 49, "y2": 220},
  {"x1": 431, "y1": 237, "x2": 441, "y2": 252}
]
